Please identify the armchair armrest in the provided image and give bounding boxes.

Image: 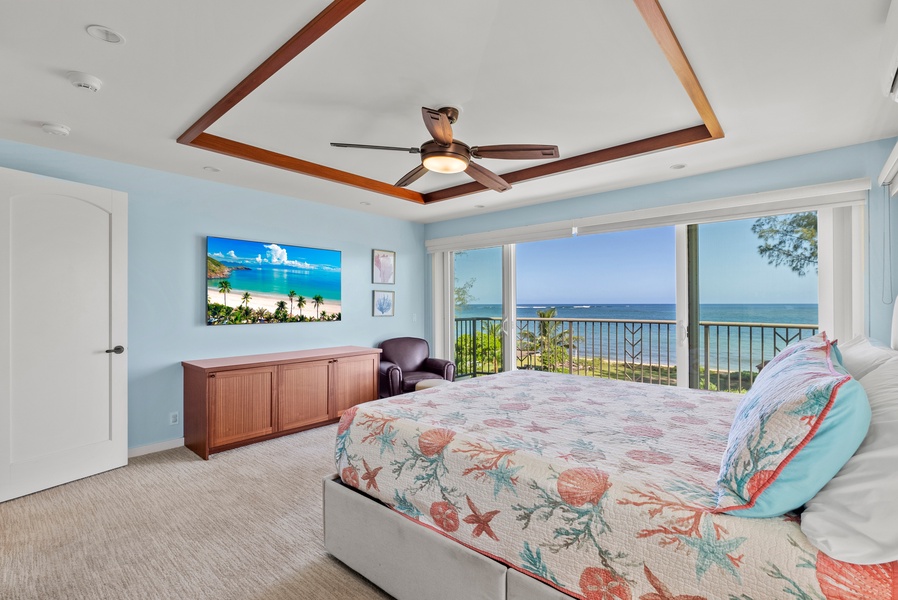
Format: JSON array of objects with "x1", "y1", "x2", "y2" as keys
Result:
[
  {"x1": 423, "y1": 357, "x2": 455, "y2": 382},
  {"x1": 378, "y1": 360, "x2": 402, "y2": 397}
]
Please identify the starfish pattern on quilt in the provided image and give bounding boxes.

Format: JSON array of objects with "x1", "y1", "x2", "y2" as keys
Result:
[
  {"x1": 677, "y1": 515, "x2": 746, "y2": 582},
  {"x1": 463, "y1": 496, "x2": 500, "y2": 541}
]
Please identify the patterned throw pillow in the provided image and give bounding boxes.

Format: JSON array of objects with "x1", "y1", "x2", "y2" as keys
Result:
[{"x1": 714, "y1": 332, "x2": 871, "y2": 518}]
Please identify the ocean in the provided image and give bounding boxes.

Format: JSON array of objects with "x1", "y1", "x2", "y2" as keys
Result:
[
  {"x1": 209, "y1": 265, "x2": 341, "y2": 301},
  {"x1": 456, "y1": 303, "x2": 817, "y2": 324},
  {"x1": 456, "y1": 303, "x2": 819, "y2": 372}
]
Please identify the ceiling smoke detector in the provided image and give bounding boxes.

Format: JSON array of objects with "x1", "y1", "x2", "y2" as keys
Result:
[
  {"x1": 67, "y1": 71, "x2": 103, "y2": 92},
  {"x1": 41, "y1": 123, "x2": 71, "y2": 136}
]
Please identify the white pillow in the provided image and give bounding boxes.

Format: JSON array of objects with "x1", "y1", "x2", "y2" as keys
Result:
[
  {"x1": 800, "y1": 357, "x2": 898, "y2": 564},
  {"x1": 835, "y1": 335, "x2": 898, "y2": 379}
]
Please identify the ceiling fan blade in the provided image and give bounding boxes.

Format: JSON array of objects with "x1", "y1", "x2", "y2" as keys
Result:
[
  {"x1": 422, "y1": 107, "x2": 453, "y2": 146},
  {"x1": 471, "y1": 144, "x2": 559, "y2": 160},
  {"x1": 331, "y1": 142, "x2": 420, "y2": 153},
  {"x1": 395, "y1": 164, "x2": 428, "y2": 188},
  {"x1": 465, "y1": 162, "x2": 511, "y2": 193}
]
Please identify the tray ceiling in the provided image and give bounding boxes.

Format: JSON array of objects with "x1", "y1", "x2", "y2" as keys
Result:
[{"x1": 1, "y1": 0, "x2": 896, "y2": 222}]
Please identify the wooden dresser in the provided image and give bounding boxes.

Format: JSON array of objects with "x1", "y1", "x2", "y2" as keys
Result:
[{"x1": 182, "y1": 346, "x2": 380, "y2": 459}]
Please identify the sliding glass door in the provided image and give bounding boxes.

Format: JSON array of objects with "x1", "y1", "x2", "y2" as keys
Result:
[
  {"x1": 452, "y1": 247, "x2": 508, "y2": 378},
  {"x1": 695, "y1": 213, "x2": 820, "y2": 391}
]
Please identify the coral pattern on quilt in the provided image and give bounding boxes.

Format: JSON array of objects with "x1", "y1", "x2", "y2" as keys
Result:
[{"x1": 335, "y1": 370, "x2": 897, "y2": 600}]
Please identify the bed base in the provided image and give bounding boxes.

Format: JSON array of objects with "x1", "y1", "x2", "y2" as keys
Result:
[{"x1": 323, "y1": 475, "x2": 571, "y2": 600}]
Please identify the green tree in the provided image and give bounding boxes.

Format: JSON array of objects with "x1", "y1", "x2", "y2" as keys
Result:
[
  {"x1": 241, "y1": 291, "x2": 252, "y2": 309},
  {"x1": 313, "y1": 294, "x2": 324, "y2": 319},
  {"x1": 751, "y1": 212, "x2": 817, "y2": 276},
  {"x1": 218, "y1": 280, "x2": 232, "y2": 307},
  {"x1": 296, "y1": 295, "x2": 306, "y2": 318},
  {"x1": 455, "y1": 277, "x2": 476, "y2": 313},
  {"x1": 520, "y1": 308, "x2": 578, "y2": 371},
  {"x1": 481, "y1": 320, "x2": 503, "y2": 373},
  {"x1": 288, "y1": 290, "x2": 297, "y2": 316}
]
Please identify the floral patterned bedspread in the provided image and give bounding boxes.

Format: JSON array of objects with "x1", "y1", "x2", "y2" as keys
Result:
[{"x1": 335, "y1": 370, "x2": 896, "y2": 600}]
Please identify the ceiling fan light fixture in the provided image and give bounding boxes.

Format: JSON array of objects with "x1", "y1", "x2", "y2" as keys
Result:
[
  {"x1": 423, "y1": 154, "x2": 468, "y2": 174},
  {"x1": 420, "y1": 140, "x2": 470, "y2": 174}
]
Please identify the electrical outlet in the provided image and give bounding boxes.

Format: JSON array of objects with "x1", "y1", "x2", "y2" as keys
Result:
[{"x1": 169, "y1": 412, "x2": 179, "y2": 425}]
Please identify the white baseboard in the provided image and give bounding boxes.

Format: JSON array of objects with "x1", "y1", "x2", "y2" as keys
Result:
[{"x1": 128, "y1": 438, "x2": 184, "y2": 458}]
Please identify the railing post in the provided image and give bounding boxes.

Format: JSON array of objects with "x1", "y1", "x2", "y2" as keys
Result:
[
  {"x1": 687, "y1": 224, "x2": 701, "y2": 388},
  {"x1": 703, "y1": 326, "x2": 710, "y2": 390}
]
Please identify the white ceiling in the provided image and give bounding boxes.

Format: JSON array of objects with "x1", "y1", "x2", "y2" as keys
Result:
[{"x1": 1, "y1": 0, "x2": 897, "y2": 223}]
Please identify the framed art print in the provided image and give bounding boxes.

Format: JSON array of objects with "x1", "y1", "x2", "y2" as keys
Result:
[
  {"x1": 207, "y1": 236, "x2": 341, "y2": 325},
  {"x1": 372, "y1": 249, "x2": 395, "y2": 284},
  {"x1": 373, "y1": 290, "x2": 394, "y2": 317}
]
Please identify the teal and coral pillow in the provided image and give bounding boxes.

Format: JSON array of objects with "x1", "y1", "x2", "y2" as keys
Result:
[{"x1": 714, "y1": 332, "x2": 871, "y2": 518}]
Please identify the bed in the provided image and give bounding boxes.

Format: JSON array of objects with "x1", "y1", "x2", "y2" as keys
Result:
[{"x1": 324, "y1": 359, "x2": 896, "y2": 599}]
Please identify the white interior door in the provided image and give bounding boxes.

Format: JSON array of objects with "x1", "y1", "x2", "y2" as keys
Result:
[{"x1": 0, "y1": 166, "x2": 127, "y2": 502}]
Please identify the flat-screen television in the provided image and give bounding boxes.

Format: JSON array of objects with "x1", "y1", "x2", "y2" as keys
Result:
[{"x1": 206, "y1": 236, "x2": 341, "y2": 325}]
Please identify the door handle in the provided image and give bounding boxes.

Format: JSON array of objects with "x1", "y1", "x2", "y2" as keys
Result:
[{"x1": 105, "y1": 345, "x2": 125, "y2": 354}]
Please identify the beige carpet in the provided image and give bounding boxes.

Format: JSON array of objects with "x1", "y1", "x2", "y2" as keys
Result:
[{"x1": 0, "y1": 425, "x2": 391, "y2": 600}]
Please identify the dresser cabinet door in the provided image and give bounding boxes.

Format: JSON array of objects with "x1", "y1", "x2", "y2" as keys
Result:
[
  {"x1": 208, "y1": 366, "x2": 276, "y2": 448},
  {"x1": 331, "y1": 353, "x2": 378, "y2": 418},
  {"x1": 278, "y1": 360, "x2": 331, "y2": 431}
]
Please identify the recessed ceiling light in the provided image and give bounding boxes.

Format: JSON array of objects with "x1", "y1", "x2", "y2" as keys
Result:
[
  {"x1": 203, "y1": 166, "x2": 221, "y2": 173},
  {"x1": 41, "y1": 123, "x2": 71, "y2": 136},
  {"x1": 86, "y1": 24, "x2": 125, "y2": 45},
  {"x1": 669, "y1": 163, "x2": 686, "y2": 170},
  {"x1": 66, "y1": 71, "x2": 103, "y2": 92}
]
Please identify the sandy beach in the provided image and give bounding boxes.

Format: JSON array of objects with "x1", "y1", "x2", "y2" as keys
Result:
[{"x1": 209, "y1": 286, "x2": 340, "y2": 318}]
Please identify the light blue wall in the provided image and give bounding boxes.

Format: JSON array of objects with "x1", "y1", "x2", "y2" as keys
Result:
[
  {"x1": 0, "y1": 140, "x2": 427, "y2": 449},
  {"x1": 425, "y1": 138, "x2": 898, "y2": 342}
]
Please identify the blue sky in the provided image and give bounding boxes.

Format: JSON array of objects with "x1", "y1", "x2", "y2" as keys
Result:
[
  {"x1": 207, "y1": 236, "x2": 341, "y2": 271},
  {"x1": 455, "y1": 216, "x2": 818, "y2": 304}
]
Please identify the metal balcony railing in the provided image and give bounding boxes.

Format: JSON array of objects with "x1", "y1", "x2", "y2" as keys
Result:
[{"x1": 454, "y1": 316, "x2": 818, "y2": 391}]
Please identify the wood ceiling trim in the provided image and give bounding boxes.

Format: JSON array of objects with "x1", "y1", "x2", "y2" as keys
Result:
[
  {"x1": 633, "y1": 0, "x2": 723, "y2": 140},
  {"x1": 178, "y1": 0, "x2": 366, "y2": 145},
  {"x1": 423, "y1": 125, "x2": 712, "y2": 204},
  {"x1": 178, "y1": 0, "x2": 723, "y2": 205},
  {"x1": 192, "y1": 133, "x2": 425, "y2": 204}
]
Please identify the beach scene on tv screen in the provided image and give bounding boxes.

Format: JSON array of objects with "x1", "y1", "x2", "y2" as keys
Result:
[{"x1": 207, "y1": 236, "x2": 341, "y2": 325}]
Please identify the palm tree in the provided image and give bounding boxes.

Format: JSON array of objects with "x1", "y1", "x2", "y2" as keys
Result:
[
  {"x1": 274, "y1": 300, "x2": 288, "y2": 321},
  {"x1": 520, "y1": 308, "x2": 578, "y2": 372},
  {"x1": 313, "y1": 294, "x2": 324, "y2": 319},
  {"x1": 218, "y1": 280, "x2": 231, "y2": 307},
  {"x1": 296, "y1": 295, "x2": 306, "y2": 318},
  {"x1": 288, "y1": 290, "x2": 297, "y2": 316},
  {"x1": 241, "y1": 291, "x2": 252, "y2": 309}
]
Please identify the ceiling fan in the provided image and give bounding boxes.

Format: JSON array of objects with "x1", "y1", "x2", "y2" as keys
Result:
[{"x1": 331, "y1": 107, "x2": 560, "y2": 193}]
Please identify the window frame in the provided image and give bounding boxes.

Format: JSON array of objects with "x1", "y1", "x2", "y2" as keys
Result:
[{"x1": 428, "y1": 179, "x2": 870, "y2": 382}]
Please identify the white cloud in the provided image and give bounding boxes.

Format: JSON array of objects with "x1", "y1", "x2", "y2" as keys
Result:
[
  {"x1": 227, "y1": 250, "x2": 238, "y2": 259},
  {"x1": 264, "y1": 244, "x2": 288, "y2": 265},
  {"x1": 211, "y1": 252, "x2": 224, "y2": 258},
  {"x1": 255, "y1": 254, "x2": 262, "y2": 264}
]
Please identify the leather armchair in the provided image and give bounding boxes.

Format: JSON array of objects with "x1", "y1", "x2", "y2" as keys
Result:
[{"x1": 378, "y1": 337, "x2": 456, "y2": 397}]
